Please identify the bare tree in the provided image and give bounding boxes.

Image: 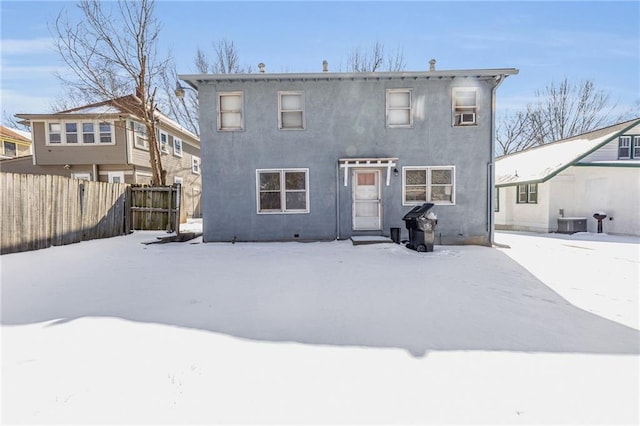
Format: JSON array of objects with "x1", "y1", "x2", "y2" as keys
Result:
[
  {"x1": 347, "y1": 41, "x2": 406, "y2": 72},
  {"x1": 497, "y1": 78, "x2": 623, "y2": 155},
  {"x1": 52, "y1": 0, "x2": 169, "y2": 185}
]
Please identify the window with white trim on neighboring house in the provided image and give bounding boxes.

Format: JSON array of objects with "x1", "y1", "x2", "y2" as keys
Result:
[
  {"x1": 257, "y1": 169, "x2": 309, "y2": 214},
  {"x1": 133, "y1": 121, "x2": 148, "y2": 149},
  {"x1": 618, "y1": 135, "x2": 640, "y2": 159},
  {"x1": 65, "y1": 123, "x2": 79, "y2": 143},
  {"x1": 452, "y1": 87, "x2": 478, "y2": 126},
  {"x1": 217, "y1": 92, "x2": 244, "y2": 131},
  {"x1": 278, "y1": 91, "x2": 305, "y2": 130},
  {"x1": 46, "y1": 121, "x2": 114, "y2": 145},
  {"x1": 403, "y1": 166, "x2": 455, "y2": 205},
  {"x1": 173, "y1": 137, "x2": 183, "y2": 157},
  {"x1": 191, "y1": 155, "x2": 201, "y2": 174},
  {"x1": 386, "y1": 89, "x2": 413, "y2": 128},
  {"x1": 48, "y1": 123, "x2": 62, "y2": 144},
  {"x1": 517, "y1": 183, "x2": 537, "y2": 204},
  {"x1": 158, "y1": 130, "x2": 169, "y2": 153},
  {"x1": 2, "y1": 141, "x2": 16, "y2": 157},
  {"x1": 99, "y1": 122, "x2": 112, "y2": 143},
  {"x1": 108, "y1": 171, "x2": 125, "y2": 183}
]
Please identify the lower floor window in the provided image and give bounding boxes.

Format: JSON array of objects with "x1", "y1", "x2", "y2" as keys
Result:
[
  {"x1": 403, "y1": 166, "x2": 455, "y2": 205},
  {"x1": 257, "y1": 168, "x2": 309, "y2": 213},
  {"x1": 517, "y1": 183, "x2": 537, "y2": 203}
]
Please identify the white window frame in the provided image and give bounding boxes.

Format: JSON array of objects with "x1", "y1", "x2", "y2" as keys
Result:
[
  {"x1": 108, "y1": 171, "x2": 125, "y2": 183},
  {"x1": 2, "y1": 141, "x2": 17, "y2": 157},
  {"x1": 452, "y1": 87, "x2": 478, "y2": 126},
  {"x1": 634, "y1": 136, "x2": 640, "y2": 159},
  {"x1": 278, "y1": 91, "x2": 305, "y2": 130},
  {"x1": 517, "y1": 183, "x2": 538, "y2": 204},
  {"x1": 72, "y1": 172, "x2": 91, "y2": 181},
  {"x1": 191, "y1": 155, "x2": 201, "y2": 174},
  {"x1": 217, "y1": 91, "x2": 244, "y2": 131},
  {"x1": 45, "y1": 120, "x2": 115, "y2": 145},
  {"x1": 402, "y1": 166, "x2": 456, "y2": 205},
  {"x1": 47, "y1": 122, "x2": 62, "y2": 144},
  {"x1": 386, "y1": 89, "x2": 413, "y2": 128},
  {"x1": 65, "y1": 122, "x2": 79, "y2": 144},
  {"x1": 158, "y1": 130, "x2": 170, "y2": 154},
  {"x1": 256, "y1": 168, "x2": 310, "y2": 214},
  {"x1": 82, "y1": 122, "x2": 96, "y2": 144},
  {"x1": 133, "y1": 121, "x2": 149, "y2": 150},
  {"x1": 618, "y1": 136, "x2": 631, "y2": 159},
  {"x1": 98, "y1": 122, "x2": 113, "y2": 144},
  {"x1": 173, "y1": 137, "x2": 183, "y2": 157}
]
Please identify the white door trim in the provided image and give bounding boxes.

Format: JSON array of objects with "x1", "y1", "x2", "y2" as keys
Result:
[{"x1": 352, "y1": 169, "x2": 382, "y2": 231}]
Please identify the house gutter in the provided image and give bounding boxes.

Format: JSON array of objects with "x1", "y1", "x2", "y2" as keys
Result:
[{"x1": 489, "y1": 73, "x2": 509, "y2": 246}]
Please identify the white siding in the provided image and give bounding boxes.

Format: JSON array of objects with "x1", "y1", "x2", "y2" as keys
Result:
[{"x1": 580, "y1": 139, "x2": 621, "y2": 162}]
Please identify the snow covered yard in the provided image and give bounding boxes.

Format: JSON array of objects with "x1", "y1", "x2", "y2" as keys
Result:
[{"x1": 1, "y1": 224, "x2": 638, "y2": 424}]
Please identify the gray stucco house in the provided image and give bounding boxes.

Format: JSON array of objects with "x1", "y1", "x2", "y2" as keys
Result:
[{"x1": 179, "y1": 62, "x2": 517, "y2": 245}]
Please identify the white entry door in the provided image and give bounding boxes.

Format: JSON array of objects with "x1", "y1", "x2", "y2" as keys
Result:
[{"x1": 353, "y1": 170, "x2": 381, "y2": 230}]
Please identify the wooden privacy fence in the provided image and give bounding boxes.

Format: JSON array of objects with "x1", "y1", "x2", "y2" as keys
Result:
[
  {"x1": 1, "y1": 172, "x2": 129, "y2": 254},
  {"x1": 1, "y1": 173, "x2": 182, "y2": 255},
  {"x1": 129, "y1": 185, "x2": 180, "y2": 232}
]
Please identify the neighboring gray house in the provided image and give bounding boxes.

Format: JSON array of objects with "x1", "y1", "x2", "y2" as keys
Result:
[
  {"x1": 495, "y1": 118, "x2": 640, "y2": 236},
  {"x1": 179, "y1": 62, "x2": 518, "y2": 244}
]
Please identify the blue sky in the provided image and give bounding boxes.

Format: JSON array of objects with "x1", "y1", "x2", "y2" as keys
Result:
[{"x1": 1, "y1": 1, "x2": 639, "y2": 124}]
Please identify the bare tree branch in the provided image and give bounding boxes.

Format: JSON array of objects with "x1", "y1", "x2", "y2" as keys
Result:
[
  {"x1": 51, "y1": 0, "x2": 169, "y2": 184},
  {"x1": 497, "y1": 78, "x2": 623, "y2": 155},
  {"x1": 347, "y1": 41, "x2": 405, "y2": 72}
]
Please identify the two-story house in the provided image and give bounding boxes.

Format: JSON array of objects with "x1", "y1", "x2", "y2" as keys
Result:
[
  {"x1": 1, "y1": 96, "x2": 202, "y2": 218},
  {"x1": 179, "y1": 62, "x2": 517, "y2": 244},
  {"x1": 0, "y1": 125, "x2": 32, "y2": 159},
  {"x1": 495, "y1": 118, "x2": 640, "y2": 236}
]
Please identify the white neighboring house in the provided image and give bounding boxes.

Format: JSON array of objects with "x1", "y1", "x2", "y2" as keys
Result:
[{"x1": 495, "y1": 118, "x2": 640, "y2": 236}]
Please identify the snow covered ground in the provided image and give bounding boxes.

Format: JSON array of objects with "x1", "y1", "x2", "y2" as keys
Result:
[{"x1": 1, "y1": 220, "x2": 638, "y2": 424}]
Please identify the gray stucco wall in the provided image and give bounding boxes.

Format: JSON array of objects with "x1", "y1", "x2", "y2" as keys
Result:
[{"x1": 197, "y1": 75, "x2": 499, "y2": 245}]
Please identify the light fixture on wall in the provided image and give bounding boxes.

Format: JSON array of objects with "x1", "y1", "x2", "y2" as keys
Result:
[
  {"x1": 393, "y1": 168, "x2": 399, "y2": 176},
  {"x1": 174, "y1": 81, "x2": 197, "y2": 99},
  {"x1": 63, "y1": 164, "x2": 71, "y2": 170}
]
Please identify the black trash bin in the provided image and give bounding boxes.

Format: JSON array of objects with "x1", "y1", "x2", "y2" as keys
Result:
[{"x1": 402, "y1": 203, "x2": 437, "y2": 252}]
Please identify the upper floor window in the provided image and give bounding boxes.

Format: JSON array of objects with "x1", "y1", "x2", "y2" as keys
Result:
[
  {"x1": 83, "y1": 123, "x2": 95, "y2": 143},
  {"x1": 173, "y1": 137, "x2": 183, "y2": 157},
  {"x1": 65, "y1": 123, "x2": 79, "y2": 143},
  {"x1": 133, "y1": 121, "x2": 148, "y2": 149},
  {"x1": 217, "y1": 92, "x2": 244, "y2": 131},
  {"x1": 618, "y1": 136, "x2": 640, "y2": 159},
  {"x1": 256, "y1": 168, "x2": 309, "y2": 214},
  {"x1": 452, "y1": 87, "x2": 478, "y2": 126},
  {"x1": 99, "y1": 122, "x2": 112, "y2": 144},
  {"x1": 158, "y1": 130, "x2": 170, "y2": 153},
  {"x1": 46, "y1": 121, "x2": 114, "y2": 145},
  {"x1": 278, "y1": 91, "x2": 305, "y2": 130},
  {"x1": 403, "y1": 166, "x2": 455, "y2": 205},
  {"x1": 386, "y1": 89, "x2": 413, "y2": 128},
  {"x1": 517, "y1": 183, "x2": 537, "y2": 204},
  {"x1": 191, "y1": 155, "x2": 201, "y2": 174},
  {"x1": 48, "y1": 123, "x2": 62, "y2": 144}
]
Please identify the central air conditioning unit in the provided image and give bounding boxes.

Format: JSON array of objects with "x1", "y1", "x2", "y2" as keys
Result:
[{"x1": 460, "y1": 112, "x2": 476, "y2": 125}]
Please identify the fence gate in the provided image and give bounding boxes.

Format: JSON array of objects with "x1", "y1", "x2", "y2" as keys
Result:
[{"x1": 129, "y1": 185, "x2": 180, "y2": 232}]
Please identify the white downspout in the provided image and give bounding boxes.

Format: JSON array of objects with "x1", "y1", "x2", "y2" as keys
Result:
[
  {"x1": 336, "y1": 162, "x2": 340, "y2": 240},
  {"x1": 489, "y1": 74, "x2": 506, "y2": 246}
]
